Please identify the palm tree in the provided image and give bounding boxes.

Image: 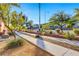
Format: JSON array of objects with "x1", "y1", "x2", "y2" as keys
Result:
[
  {"x1": 65, "y1": 18, "x2": 77, "y2": 30},
  {"x1": 0, "y1": 4, "x2": 20, "y2": 25},
  {"x1": 0, "y1": 3, "x2": 20, "y2": 39},
  {"x1": 68, "y1": 8, "x2": 79, "y2": 30},
  {"x1": 18, "y1": 12, "x2": 25, "y2": 25},
  {"x1": 49, "y1": 11, "x2": 70, "y2": 31},
  {"x1": 73, "y1": 8, "x2": 79, "y2": 20},
  {"x1": 18, "y1": 12, "x2": 26, "y2": 31},
  {"x1": 11, "y1": 11, "x2": 26, "y2": 31},
  {"x1": 10, "y1": 11, "x2": 18, "y2": 29}
]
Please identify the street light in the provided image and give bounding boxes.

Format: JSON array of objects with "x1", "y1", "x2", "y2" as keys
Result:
[
  {"x1": 36, "y1": 3, "x2": 41, "y2": 38},
  {"x1": 39, "y1": 3, "x2": 41, "y2": 32}
]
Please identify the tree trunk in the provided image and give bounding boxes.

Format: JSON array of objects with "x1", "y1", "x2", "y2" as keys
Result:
[
  {"x1": 5, "y1": 25, "x2": 16, "y2": 38},
  {"x1": 60, "y1": 25, "x2": 63, "y2": 32},
  {"x1": 1, "y1": 13, "x2": 16, "y2": 39}
]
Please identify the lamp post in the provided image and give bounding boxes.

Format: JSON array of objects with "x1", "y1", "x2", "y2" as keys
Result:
[
  {"x1": 39, "y1": 3, "x2": 41, "y2": 32},
  {"x1": 36, "y1": 3, "x2": 41, "y2": 38}
]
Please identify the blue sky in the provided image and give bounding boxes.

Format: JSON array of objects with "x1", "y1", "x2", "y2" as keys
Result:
[{"x1": 11, "y1": 3, "x2": 79, "y2": 24}]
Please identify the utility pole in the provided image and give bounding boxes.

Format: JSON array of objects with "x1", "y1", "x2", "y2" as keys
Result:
[
  {"x1": 36, "y1": 3, "x2": 41, "y2": 38},
  {"x1": 39, "y1": 3, "x2": 41, "y2": 32}
]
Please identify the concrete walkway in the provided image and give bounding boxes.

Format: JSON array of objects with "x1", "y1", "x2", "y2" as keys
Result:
[
  {"x1": 15, "y1": 31, "x2": 79, "y2": 56},
  {"x1": 21, "y1": 32, "x2": 79, "y2": 47}
]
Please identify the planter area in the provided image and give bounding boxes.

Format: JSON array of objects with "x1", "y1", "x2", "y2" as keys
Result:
[
  {"x1": 0, "y1": 37, "x2": 51, "y2": 56},
  {"x1": 25, "y1": 31, "x2": 65, "y2": 38},
  {"x1": 24, "y1": 31, "x2": 79, "y2": 41}
]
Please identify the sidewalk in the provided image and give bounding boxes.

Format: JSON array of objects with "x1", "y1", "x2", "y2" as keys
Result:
[
  {"x1": 15, "y1": 31, "x2": 79, "y2": 56},
  {"x1": 22, "y1": 32, "x2": 79, "y2": 47}
]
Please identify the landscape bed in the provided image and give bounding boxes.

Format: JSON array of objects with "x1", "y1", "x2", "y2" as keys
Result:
[
  {"x1": 0, "y1": 36, "x2": 52, "y2": 56},
  {"x1": 24, "y1": 31, "x2": 79, "y2": 41}
]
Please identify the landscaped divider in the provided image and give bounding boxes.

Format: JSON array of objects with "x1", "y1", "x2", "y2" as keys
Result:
[
  {"x1": 45, "y1": 34, "x2": 65, "y2": 38},
  {"x1": 26, "y1": 31, "x2": 79, "y2": 40},
  {"x1": 25, "y1": 31, "x2": 65, "y2": 39},
  {"x1": 18, "y1": 30, "x2": 79, "y2": 41}
]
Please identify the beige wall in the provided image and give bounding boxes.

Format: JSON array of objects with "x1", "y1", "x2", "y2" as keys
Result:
[
  {"x1": 0, "y1": 21, "x2": 5, "y2": 32},
  {"x1": 0, "y1": 20, "x2": 8, "y2": 35}
]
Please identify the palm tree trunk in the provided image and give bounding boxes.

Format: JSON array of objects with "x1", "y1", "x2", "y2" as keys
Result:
[{"x1": 5, "y1": 24, "x2": 16, "y2": 38}]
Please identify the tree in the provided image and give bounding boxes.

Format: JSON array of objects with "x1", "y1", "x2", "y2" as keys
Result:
[
  {"x1": 10, "y1": 11, "x2": 26, "y2": 31},
  {"x1": 73, "y1": 8, "x2": 79, "y2": 20},
  {"x1": 41, "y1": 23, "x2": 50, "y2": 30},
  {"x1": 0, "y1": 4, "x2": 20, "y2": 25},
  {"x1": 27, "y1": 20, "x2": 33, "y2": 29},
  {"x1": 65, "y1": 19, "x2": 77, "y2": 30},
  {"x1": 18, "y1": 12, "x2": 25, "y2": 26},
  {"x1": 10, "y1": 11, "x2": 18, "y2": 29},
  {"x1": 49, "y1": 11, "x2": 70, "y2": 31},
  {"x1": 0, "y1": 3, "x2": 20, "y2": 39},
  {"x1": 67, "y1": 8, "x2": 79, "y2": 30}
]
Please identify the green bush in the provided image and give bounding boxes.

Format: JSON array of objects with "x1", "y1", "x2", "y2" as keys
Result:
[
  {"x1": 64, "y1": 32, "x2": 75, "y2": 40},
  {"x1": 73, "y1": 29, "x2": 79, "y2": 35},
  {"x1": 40, "y1": 29, "x2": 53, "y2": 35},
  {"x1": 5, "y1": 39, "x2": 24, "y2": 49},
  {"x1": 40, "y1": 29, "x2": 45, "y2": 35}
]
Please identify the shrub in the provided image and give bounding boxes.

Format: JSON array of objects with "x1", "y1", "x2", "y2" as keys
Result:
[
  {"x1": 45, "y1": 30, "x2": 53, "y2": 35},
  {"x1": 56, "y1": 29, "x2": 61, "y2": 33},
  {"x1": 41, "y1": 32, "x2": 46, "y2": 35},
  {"x1": 40, "y1": 29, "x2": 46, "y2": 35},
  {"x1": 64, "y1": 32, "x2": 76, "y2": 40},
  {"x1": 8, "y1": 32, "x2": 14, "y2": 36},
  {"x1": 38, "y1": 29, "x2": 53, "y2": 35},
  {"x1": 56, "y1": 29, "x2": 64, "y2": 35},
  {"x1": 73, "y1": 29, "x2": 79, "y2": 35},
  {"x1": 5, "y1": 39, "x2": 24, "y2": 49},
  {"x1": 49, "y1": 31, "x2": 53, "y2": 34}
]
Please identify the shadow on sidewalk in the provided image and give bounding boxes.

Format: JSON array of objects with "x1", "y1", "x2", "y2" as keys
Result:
[
  {"x1": 33, "y1": 37, "x2": 52, "y2": 56},
  {"x1": 36, "y1": 37, "x2": 45, "y2": 49}
]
